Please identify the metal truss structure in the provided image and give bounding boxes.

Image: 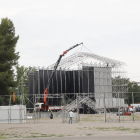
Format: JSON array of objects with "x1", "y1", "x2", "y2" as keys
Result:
[
  {"x1": 47, "y1": 51, "x2": 128, "y2": 96},
  {"x1": 28, "y1": 51, "x2": 128, "y2": 115},
  {"x1": 48, "y1": 52, "x2": 126, "y2": 70}
]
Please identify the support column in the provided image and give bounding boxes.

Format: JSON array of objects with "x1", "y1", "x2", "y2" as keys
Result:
[
  {"x1": 132, "y1": 92, "x2": 134, "y2": 122},
  {"x1": 76, "y1": 94, "x2": 80, "y2": 123},
  {"x1": 43, "y1": 69, "x2": 45, "y2": 92},
  {"x1": 104, "y1": 93, "x2": 106, "y2": 123},
  {"x1": 118, "y1": 93, "x2": 120, "y2": 123},
  {"x1": 38, "y1": 70, "x2": 40, "y2": 102}
]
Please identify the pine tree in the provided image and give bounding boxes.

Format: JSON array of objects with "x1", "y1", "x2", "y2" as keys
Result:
[{"x1": 0, "y1": 18, "x2": 19, "y2": 95}]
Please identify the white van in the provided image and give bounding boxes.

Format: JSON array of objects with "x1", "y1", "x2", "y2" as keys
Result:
[{"x1": 129, "y1": 106, "x2": 136, "y2": 113}]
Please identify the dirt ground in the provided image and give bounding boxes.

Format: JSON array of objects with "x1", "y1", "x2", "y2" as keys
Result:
[{"x1": 0, "y1": 114, "x2": 140, "y2": 139}]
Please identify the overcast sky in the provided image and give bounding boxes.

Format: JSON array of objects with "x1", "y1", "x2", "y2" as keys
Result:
[{"x1": 1, "y1": 0, "x2": 140, "y2": 82}]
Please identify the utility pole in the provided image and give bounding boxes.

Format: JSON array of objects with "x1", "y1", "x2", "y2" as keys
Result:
[{"x1": 20, "y1": 77, "x2": 24, "y2": 105}]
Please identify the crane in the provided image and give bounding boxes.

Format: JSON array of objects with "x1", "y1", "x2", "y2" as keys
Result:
[{"x1": 43, "y1": 43, "x2": 83, "y2": 111}]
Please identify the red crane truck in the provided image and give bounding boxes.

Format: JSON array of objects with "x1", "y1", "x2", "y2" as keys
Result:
[{"x1": 35, "y1": 43, "x2": 83, "y2": 112}]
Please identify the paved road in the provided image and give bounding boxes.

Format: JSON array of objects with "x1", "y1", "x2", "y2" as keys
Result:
[{"x1": 6, "y1": 135, "x2": 140, "y2": 140}]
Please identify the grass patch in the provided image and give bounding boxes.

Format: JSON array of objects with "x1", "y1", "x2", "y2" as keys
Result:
[
  {"x1": 86, "y1": 134, "x2": 92, "y2": 136},
  {"x1": 30, "y1": 133, "x2": 40, "y2": 135},
  {"x1": 57, "y1": 135, "x2": 64, "y2": 137},
  {"x1": 13, "y1": 136, "x2": 20, "y2": 138},
  {"x1": 47, "y1": 134, "x2": 56, "y2": 137},
  {"x1": 133, "y1": 114, "x2": 140, "y2": 120},
  {"x1": 96, "y1": 127, "x2": 111, "y2": 131},
  {"x1": 114, "y1": 127, "x2": 131, "y2": 131},
  {"x1": 133, "y1": 128, "x2": 140, "y2": 133},
  {"x1": 26, "y1": 135, "x2": 40, "y2": 138},
  {"x1": 41, "y1": 134, "x2": 56, "y2": 137},
  {"x1": 92, "y1": 116, "x2": 102, "y2": 117},
  {"x1": 76, "y1": 127, "x2": 83, "y2": 130},
  {"x1": 0, "y1": 137, "x2": 7, "y2": 139},
  {"x1": 96, "y1": 126, "x2": 131, "y2": 132},
  {"x1": 81, "y1": 118, "x2": 102, "y2": 121},
  {"x1": 67, "y1": 135, "x2": 74, "y2": 136},
  {"x1": 40, "y1": 135, "x2": 48, "y2": 137},
  {"x1": 81, "y1": 118, "x2": 94, "y2": 121}
]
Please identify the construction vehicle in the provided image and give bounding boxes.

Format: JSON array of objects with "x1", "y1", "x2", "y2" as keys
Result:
[
  {"x1": 34, "y1": 103, "x2": 63, "y2": 112},
  {"x1": 129, "y1": 106, "x2": 136, "y2": 113},
  {"x1": 35, "y1": 43, "x2": 83, "y2": 112},
  {"x1": 116, "y1": 107, "x2": 131, "y2": 116},
  {"x1": 34, "y1": 103, "x2": 44, "y2": 112}
]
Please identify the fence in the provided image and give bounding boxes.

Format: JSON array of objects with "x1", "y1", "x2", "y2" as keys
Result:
[
  {"x1": 0, "y1": 92, "x2": 140, "y2": 123},
  {"x1": 105, "y1": 92, "x2": 140, "y2": 122}
]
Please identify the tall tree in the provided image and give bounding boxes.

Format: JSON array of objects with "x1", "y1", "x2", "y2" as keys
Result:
[
  {"x1": 127, "y1": 81, "x2": 140, "y2": 104},
  {"x1": 0, "y1": 18, "x2": 19, "y2": 95},
  {"x1": 13, "y1": 64, "x2": 32, "y2": 96}
]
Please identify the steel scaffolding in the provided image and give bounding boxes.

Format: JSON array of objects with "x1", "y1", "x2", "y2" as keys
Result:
[{"x1": 29, "y1": 51, "x2": 128, "y2": 115}]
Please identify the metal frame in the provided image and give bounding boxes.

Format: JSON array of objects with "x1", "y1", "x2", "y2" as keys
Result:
[{"x1": 29, "y1": 51, "x2": 128, "y2": 114}]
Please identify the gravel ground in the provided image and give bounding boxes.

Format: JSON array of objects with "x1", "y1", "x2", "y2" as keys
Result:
[{"x1": 0, "y1": 114, "x2": 140, "y2": 139}]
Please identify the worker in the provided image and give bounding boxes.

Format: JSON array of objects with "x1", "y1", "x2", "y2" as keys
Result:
[{"x1": 69, "y1": 110, "x2": 74, "y2": 124}]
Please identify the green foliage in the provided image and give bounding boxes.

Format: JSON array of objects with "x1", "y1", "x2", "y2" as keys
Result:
[
  {"x1": 0, "y1": 96, "x2": 10, "y2": 106},
  {"x1": 112, "y1": 76, "x2": 140, "y2": 104},
  {"x1": 13, "y1": 65, "x2": 33, "y2": 96},
  {"x1": 0, "y1": 18, "x2": 19, "y2": 95},
  {"x1": 9, "y1": 65, "x2": 33, "y2": 107},
  {"x1": 127, "y1": 81, "x2": 140, "y2": 104},
  {"x1": 0, "y1": 95, "x2": 20, "y2": 106}
]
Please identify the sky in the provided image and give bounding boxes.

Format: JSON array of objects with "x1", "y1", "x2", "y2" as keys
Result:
[{"x1": 0, "y1": 0, "x2": 140, "y2": 82}]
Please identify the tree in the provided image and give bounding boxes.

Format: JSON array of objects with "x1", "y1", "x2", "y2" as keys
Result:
[
  {"x1": 11, "y1": 65, "x2": 33, "y2": 106},
  {"x1": 127, "y1": 81, "x2": 140, "y2": 104},
  {"x1": 112, "y1": 76, "x2": 140, "y2": 105},
  {"x1": 13, "y1": 64, "x2": 32, "y2": 96},
  {"x1": 0, "y1": 18, "x2": 19, "y2": 95}
]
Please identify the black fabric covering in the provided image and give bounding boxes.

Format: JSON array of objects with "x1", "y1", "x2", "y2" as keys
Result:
[
  {"x1": 89, "y1": 67, "x2": 94, "y2": 93},
  {"x1": 47, "y1": 70, "x2": 53, "y2": 94},
  {"x1": 75, "y1": 71, "x2": 79, "y2": 93},
  {"x1": 34, "y1": 71, "x2": 38, "y2": 95},
  {"x1": 29, "y1": 68, "x2": 95, "y2": 95},
  {"x1": 44, "y1": 70, "x2": 48, "y2": 92},
  {"x1": 69, "y1": 71, "x2": 74, "y2": 93},
  {"x1": 28, "y1": 67, "x2": 95, "y2": 112},
  {"x1": 80, "y1": 70, "x2": 83, "y2": 93},
  {"x1": 53, "y1": 71, "x2": 57, "y2": 94},
  {"x1": 83, "y1": 67, "x2": 88, "y2": 93},
  {"x1": 61, "y1": 71, "x2": 65, "y2": 93},
  {"x1": 57, "y1": 71, "x2": 61, "y2": 93},
  {"x1": 28, "y1": 71, "x2": 38, "y2": 112},
  {"x1": 39, "y1": 70, "x2": 43, "y2": 95},
  {"x1": 66, "y1": 71, "x2": 70, "y2": 93}
]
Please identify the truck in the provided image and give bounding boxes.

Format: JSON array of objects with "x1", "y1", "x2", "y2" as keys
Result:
[
  {"x1": 130, "y1": 104, "x2": 140, "y2": 108},
  {"x1": 129, "y1": 106, "x2": 136, "y2": 113},
  {"x1": 130, "y1": 104, "x2": 140, "y2": 112},
  {"x1": 34, "y1": 103, "x2": 63, "y2": 112},
  {"x1": 34, "y1": 103, "x2": 44, "y2": 112},
  {"x1": 34, "y1": 43, "x2": 83, "y2": 112}
]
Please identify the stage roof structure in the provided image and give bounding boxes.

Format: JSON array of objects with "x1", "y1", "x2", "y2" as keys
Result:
[{"x1": 48, "y1": 52, "x2": 126, "y2": 70}]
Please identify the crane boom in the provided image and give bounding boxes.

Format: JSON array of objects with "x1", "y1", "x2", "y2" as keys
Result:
[{"x1": 44, "y1": 42, "x2": 83, "y2": 106}]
